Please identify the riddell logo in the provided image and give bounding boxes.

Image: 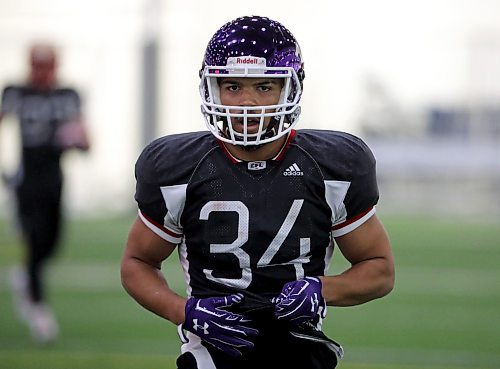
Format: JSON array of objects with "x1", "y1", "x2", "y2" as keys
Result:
[
  {"x1": 227, "y1": 56, "x2": 266, "y2": 67},
  {"x1": 236, "y1": 57, "x2": 260, "y2": 64}
]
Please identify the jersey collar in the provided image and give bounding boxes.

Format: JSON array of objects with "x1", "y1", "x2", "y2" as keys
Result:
[{"x1": 217, "y1": 129, "x2": 296, "y2": 163}]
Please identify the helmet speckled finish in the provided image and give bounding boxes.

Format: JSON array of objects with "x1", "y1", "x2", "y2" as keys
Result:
[{"x1": 199, "y1": 15, "x2": 305, "y2": 146}]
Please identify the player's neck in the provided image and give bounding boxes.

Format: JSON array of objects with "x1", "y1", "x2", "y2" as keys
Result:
[{"x1": 224, "y1": 136, "x2": 287, "y2": 162}]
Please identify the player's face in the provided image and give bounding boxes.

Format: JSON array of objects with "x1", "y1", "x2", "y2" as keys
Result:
[{"x1": 219, "y1": 77, "x2": 282, "y2": 134}]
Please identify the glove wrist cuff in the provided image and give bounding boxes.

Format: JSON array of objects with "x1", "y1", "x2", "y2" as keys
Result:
[{"x1": 177, "y1": 324, "x2": 189, "y2": 343}]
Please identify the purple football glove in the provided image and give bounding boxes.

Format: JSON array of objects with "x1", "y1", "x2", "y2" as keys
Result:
[
  {"x1": 182, "y1": 293, "x2": 259, "y2": 357},
  {"x1": 273, "y1": 277, "x2": 327, "y2": 324}
]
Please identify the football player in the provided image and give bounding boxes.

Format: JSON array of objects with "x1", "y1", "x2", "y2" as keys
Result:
[
  {"x1": 0, "y1": 42, "x2": 90, "y2": 343},
  {"x1": 121, "y1": 15, "x2": 395, "y2": 369}
]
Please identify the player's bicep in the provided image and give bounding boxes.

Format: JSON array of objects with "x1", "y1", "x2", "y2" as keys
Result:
[
  {"x1": 334, "y1": 214, "x2": 392, "y2": 265},
  {"x1": 124, "y1": 216, "x2": 176, "y2": 269}
]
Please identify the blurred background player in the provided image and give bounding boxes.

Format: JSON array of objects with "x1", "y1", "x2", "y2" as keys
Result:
[{"x1": 0, "y1": 42, "x2": 90, "y2": 343}]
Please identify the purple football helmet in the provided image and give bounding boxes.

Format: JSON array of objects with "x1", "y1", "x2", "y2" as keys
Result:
[{"x1": 199, "y1": 16, "x2": 305, "y2": 146}]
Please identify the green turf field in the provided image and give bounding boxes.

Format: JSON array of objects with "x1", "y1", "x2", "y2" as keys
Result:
[{"x1": 0, "y1": 214, "x2": 499, "y2": 369}]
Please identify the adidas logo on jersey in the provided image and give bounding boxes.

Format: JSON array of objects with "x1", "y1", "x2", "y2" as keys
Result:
[{"x1": 283, "y1": 163, "x2": 304, "y2": 176}]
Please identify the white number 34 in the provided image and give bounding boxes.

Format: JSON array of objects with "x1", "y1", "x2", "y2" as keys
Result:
[{"x1": 199, "y1": 200, "x2": 311, "y2": 289}]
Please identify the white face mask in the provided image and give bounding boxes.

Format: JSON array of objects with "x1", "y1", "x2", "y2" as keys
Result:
[{"x1": 199, "y1": 57, "x2": 303, "y2": 146}]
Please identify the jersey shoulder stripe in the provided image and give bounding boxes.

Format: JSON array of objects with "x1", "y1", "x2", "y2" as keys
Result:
[
  {"x1": 134, "y1": 131, "x2": 218, "y2": 240},
  {"x1": 293, "y1": 129, "x2": 379, "y2": 233}
]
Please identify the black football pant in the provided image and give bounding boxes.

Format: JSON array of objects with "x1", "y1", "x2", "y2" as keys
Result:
[
  {"x1": 176, "y1": 316, "x2": 340, "y2": 369},
  {"x1": 16, "y1": 180, "x2": 63, "y2": 303}
]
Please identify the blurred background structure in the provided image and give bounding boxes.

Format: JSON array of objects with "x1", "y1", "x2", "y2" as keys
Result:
[
  {"x1": 1, "y1": 1, "x2": 500, "y2": 369},
  {"x1": 0, "y1": 0, "x2": 500, "y2": 215},
  {"x1": 1, "y1": 0, "x2": 499, "y2": 219}
]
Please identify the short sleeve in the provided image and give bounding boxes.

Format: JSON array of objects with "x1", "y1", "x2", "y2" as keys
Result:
[
  {"x1": 134, "y1": 145, "x2": 183, "y2": 243},
  {"x1": 58, "y1": 89, "x2": 81, "y2": 121},
  {"x1": 331, "y1": 137, "x2": 379, "y2": 237}
]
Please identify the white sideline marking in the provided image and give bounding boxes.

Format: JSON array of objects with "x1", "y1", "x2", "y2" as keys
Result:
[
  {"x1": 348, "y1": 346, "x2": 500, "y2": 368},
  {"x1": 396, "y1": 266, "x2": 500, "y2": 297},
  {"x1": 0, "y1": 261, "x2": 185, "y2": 292}
]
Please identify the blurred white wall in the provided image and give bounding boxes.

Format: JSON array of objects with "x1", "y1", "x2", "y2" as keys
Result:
[{"x1": 1, "y1": 0, "x2": 499, "y2": 217}]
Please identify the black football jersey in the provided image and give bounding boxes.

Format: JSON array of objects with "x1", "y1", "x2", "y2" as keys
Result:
[
  {"x1": 135, "y1": 129, "x2": 378, "y2": 305},
  {"x1": 0, "y1": 85, "x2": 81, "y2": 178}
]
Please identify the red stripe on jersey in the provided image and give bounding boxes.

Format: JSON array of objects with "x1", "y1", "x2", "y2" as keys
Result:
[
  {"x1": 332, "y1": 207, "x2": 374, "y2": 230},
  {"x1": 274, "y1": 129, "x2": 296, "y2": 161},
  {"x1": 217, "y1": 130, "x2": 296, "y2": 163},
  {"x1": 217, "y1": 140, "x2": 240, "y2": 163},
  {"x1": 140, "y1": 211, "x2": 182, "y2": 238}
]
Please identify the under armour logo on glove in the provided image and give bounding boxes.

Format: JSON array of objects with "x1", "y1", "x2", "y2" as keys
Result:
[
  {"x1": 273, "y1": 277, "x2": 327, "y2": 324},
  {"x1": 192, "y1": 319, "x2": 209, "y2": 334},
  {"x1": 182, "y1": 293, "x2": 259, "y2": 357}
]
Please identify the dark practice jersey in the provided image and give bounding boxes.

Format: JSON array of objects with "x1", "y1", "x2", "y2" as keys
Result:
[
  {"x1": 135, "y1": 129, "x2": 379, "y2": 308},
  {"x1": 0, "y1": 85, "x2": 81, "y2": 182}
]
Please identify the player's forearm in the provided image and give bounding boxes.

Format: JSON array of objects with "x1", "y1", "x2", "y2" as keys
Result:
[
  {"x1": 120, "y1": 257, "x2": 186, "y2": 325},
  {"x1": 320, "y1": 256, "x2": 395, "y2": 306}
]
